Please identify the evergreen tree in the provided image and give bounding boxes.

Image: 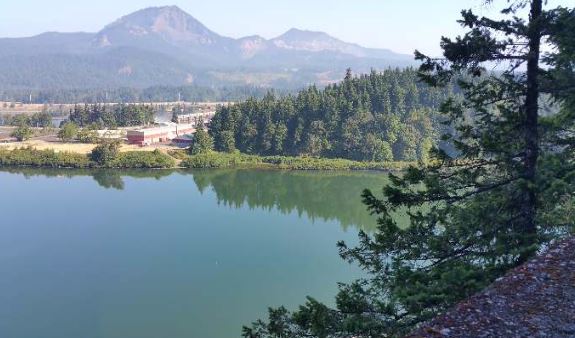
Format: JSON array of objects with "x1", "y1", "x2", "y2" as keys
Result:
[
  {"x1": 210, "y1": 69, "x2": 451, "y2": 162},
  {"x1": 219, "y1": 131, "x2": 236, "y2": 153},
  {"x1": 243, "y1": 1, "x2": 574, "y2": 337},
  {"x1": 30, "y1": 111, "x2": 52, "y2": 128},
  {"x1": 69, "y1": 103, "x2": 155, "y2": 128},
  {"x1": 171, "y1": 105, "x2": 180, "y2": 123},
  {"x1": 189, "y1": 124, "x2": 214, "y2": 155}
]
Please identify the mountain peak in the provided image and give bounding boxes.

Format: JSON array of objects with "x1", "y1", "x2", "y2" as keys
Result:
[
  {"x1": 0, "y1": 6, "x2": 415, "y2": 90},
  {"x1": 278, "y1": 28, "x2": 332, "y2": 40},
  {"x1": 97, "y1": 5, "x2": 221, "y2": 47},
  {"x1": 141, "y1": 5, "x2": 193, "y2": 18},
  {"x1": 158, "y1": 5, "x2": 185, "y2": 11},
  {"x1": 272, "y1": 28, "x2": 362, "y2": 55},
  {"x1": 137, "y1": 5, "x2": 185, "y2": 13}
]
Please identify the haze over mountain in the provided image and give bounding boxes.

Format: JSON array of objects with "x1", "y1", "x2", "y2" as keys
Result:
[{"x1": 0, "y1": 5, "x2": 414, "y2": 90}]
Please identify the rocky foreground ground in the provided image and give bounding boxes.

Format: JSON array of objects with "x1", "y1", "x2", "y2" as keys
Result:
[{"x1": 408, "y1": 236, "x2": 575, "y2": 338}]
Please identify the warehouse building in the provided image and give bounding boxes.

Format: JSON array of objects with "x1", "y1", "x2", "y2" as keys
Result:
[{"x1": 127, "y1": 123, "x2": 195, "y2": 146}]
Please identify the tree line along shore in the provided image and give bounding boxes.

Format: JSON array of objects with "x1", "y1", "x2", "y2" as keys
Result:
[{"x1": 0, "y1": 146, "x2": 413, "y2": 171}]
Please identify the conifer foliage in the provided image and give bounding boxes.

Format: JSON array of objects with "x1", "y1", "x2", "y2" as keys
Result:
[
  {"x1": 68, "y1": 103, "x2": 155, "y2": 128},
  {"x1": 210, "y1": 68, "x2": 454, "y2": 162},
  {"x1": 243, "y1": 1, "x2": 574, "y2": 337}
]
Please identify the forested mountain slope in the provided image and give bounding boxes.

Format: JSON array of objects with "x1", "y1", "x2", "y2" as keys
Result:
[{"x1": 0, "y1": 6, "x2": 414, "y2": 90}]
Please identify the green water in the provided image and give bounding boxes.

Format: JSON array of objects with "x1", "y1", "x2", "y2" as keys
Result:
[{"x1": 0, "y1": 168, "x2": 389, "y2": 338}]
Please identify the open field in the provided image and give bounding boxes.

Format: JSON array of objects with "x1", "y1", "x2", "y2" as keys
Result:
[
  {"x1": 0, "y1": 124, "x2": 184, "y2": 154},
  {"x1": 0, "y1": 128, "x2": 8, "y2": 137},
  {"x1": 0, "y1": 139, "x2": 180, "y2": 154},
  {"x1": 0, "y1": 127, "x2": 180, "y2": 154}
]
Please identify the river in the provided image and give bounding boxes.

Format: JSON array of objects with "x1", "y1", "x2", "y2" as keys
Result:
[{"x1": 0, "y1": 168, "x2": 389, "y2": 338}]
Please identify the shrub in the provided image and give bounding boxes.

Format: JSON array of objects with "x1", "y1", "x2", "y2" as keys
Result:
[
  {"x1": 112, "y1": 150, "x2": 175, "y2": 168},
  {"x1": 90, "y1": 140, "x2": 120, "y2": 165},
  {"x1": 76, "y1": 129, "x2": 100, "y2": 143},
  {"x1": 58, "y1": 122, "x2": 78, "y2": 142},
  {"x1": 10, "y1": 125, "x2": 33, "y2": 141},
  {"x1": 180, "y1": 151, "x2": 411, "y2": 170},
  {"x1": 0, "y1": 147, "x2": 90, "y2": 168}
]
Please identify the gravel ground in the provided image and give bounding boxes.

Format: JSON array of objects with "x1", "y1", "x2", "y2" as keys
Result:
[{"x1": 407, "y1": 237, "x2": 575, "y2": 338}]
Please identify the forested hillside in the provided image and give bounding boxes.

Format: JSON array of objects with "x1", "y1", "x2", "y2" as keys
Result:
[
  {"x1": 210, "y1": 68, "x2": 455, "y2": 162},
  {"x1": 0, "y1": 6, "x2": 413, "y2": 90}
]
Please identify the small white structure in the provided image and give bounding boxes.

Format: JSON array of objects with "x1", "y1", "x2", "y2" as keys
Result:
[{"x1": 176, "y1": 111, "x2": 215, "y2": 125}]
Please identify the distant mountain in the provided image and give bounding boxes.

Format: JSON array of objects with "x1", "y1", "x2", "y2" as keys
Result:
[
  {"x1": 0, "y1": 6, "x2": 415, "y2": 90},
  {"x1": 271, "y1": 28, "x2": 402, "y2": 59},
  {"x1": 97, "y1": 6, "x2": 223, "y2": 48},
  {"x1": 92, "y1": 6, "x2": 238, "y2": 66}
]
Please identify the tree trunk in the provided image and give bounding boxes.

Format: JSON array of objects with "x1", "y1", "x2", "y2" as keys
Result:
[{"x1": 520, "y1": 0, "x2": 542, "y2": 262}]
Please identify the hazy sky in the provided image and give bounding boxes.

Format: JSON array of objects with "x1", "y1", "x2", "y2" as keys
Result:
[{"x1": 0, "y1": 0, "x2": 571, "y2": 55}]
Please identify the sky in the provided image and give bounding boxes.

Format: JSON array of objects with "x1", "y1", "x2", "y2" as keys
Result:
[{"x1": 0, "y1": 0, "x2": 571, "y2": 56}]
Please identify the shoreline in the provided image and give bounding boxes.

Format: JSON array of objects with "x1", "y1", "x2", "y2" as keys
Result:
[{"x1": 0, "y1": 147, "x2": 413, "y2": 171}]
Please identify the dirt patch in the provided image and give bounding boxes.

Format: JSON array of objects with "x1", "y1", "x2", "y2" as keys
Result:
[{"x1": 0, "y1": 139, "x2": 181, "y2": 154}]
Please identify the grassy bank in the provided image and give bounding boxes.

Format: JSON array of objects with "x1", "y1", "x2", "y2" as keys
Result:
[
  {"x1": 177, "y1": 151, "x2": 412, "y2": 171},
  {"x1": 0, "y1": 147, "x2": 175, "y2": 169},
  {"x1": 0, "y1": 147, "x2": 412, "y2": 171}
]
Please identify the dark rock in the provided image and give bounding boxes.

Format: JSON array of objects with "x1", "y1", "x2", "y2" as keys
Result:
[{"x1": 406, "y1": 237, "x2": 575, "y2": 338}]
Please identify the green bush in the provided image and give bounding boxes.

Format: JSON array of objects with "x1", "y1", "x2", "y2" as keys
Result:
[
  {"x1": 76, "y1": 129, "x2": 100, "y2": 143},
  {"x1": 181, "y1": 151, "x2": 411, "y2": 170},
  {"x1": 112, "y1": 150, "x2": 175, "y2": 168},
  {"x1": 10, "y1": 125, "x2": 34, "y2": 141},
  {"x1": 0, "y1": 147, "x2": 91, "y2": 168},
  {"x1": 90, "y1": 140, "x2": 120, "y2": 165},
  {"x1": 0, "y1": 147, "x2": 176, "y2": 169},
  {"x1": 0, "y1": 148, "x2": 408, "y2": 171},
  {"x1": 58, "y1": 122, "x2": 78, "y2": 142},
  {"x1": 167, "y1": 149, "x2": 189, "y2": 160}
]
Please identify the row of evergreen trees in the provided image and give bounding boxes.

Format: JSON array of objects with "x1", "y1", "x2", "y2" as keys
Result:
[
  {"x1": 0, "y1": 85, "x2": 276, "y2": 104},
  {"x1": 68, "y1": 104, "x2": 155, "y2": 128},
  {"x1": 209, "y1": 68, "x2": 455, "y2": 162},
  {"x1": 1, "y1": 111, "x2": 52, "y2": 128}
]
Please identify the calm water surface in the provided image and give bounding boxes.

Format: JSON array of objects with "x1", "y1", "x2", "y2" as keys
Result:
[{"x1": 0, "y1": 168, "x2": 389, "y2": 338}]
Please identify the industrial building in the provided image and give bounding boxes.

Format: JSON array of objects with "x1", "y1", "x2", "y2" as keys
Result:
[
  {"x1": 172, "y1": 134, "x2": 195, "y2": 148},
  {"x1": 127, "y1": 123, "x2": 195, "y2": 146},
  {"x1": 175, "y1": 111, "x2": 215, "y2": 125},
  {"x1": 127, "y1": 111, "x2": 216, "y2": 146}
]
